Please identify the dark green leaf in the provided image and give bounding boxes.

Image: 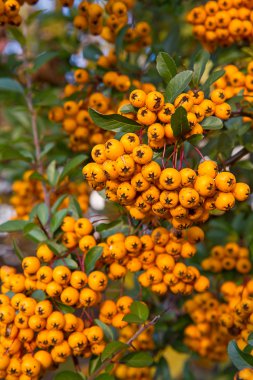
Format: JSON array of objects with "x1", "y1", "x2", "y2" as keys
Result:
[
  {"x1": 123, "y1": 301, "x2": 149, "y2": 324},
  {"x1": 51, "y1": 194, "x2": 68, "y2": 214},
  {"x1": 165, "y1": 70, "x2": 193, "y2": 103},
  {"x1": 94, "y1": 319, "x2": 114, "y2": 341},
  {"x1": 101, "y1": 341, "x2": 127, "y2": 362},
  {"x1": 37, "y1": 203, "x2": 49, "y2": 226},
  {"x1": 122, "y1": 352, "x2": 153, "y2": 368},
  {"x1": 171, "y1": 106, "x2": 190, "y2": 137},
  {"x1": 228, "y1": 340, "x2": 253, "y2": 370},
  {"x1": 83, "y1": 44, "x2": 103, "y2": 61},
  {"x1": 89, "y1": 109, "x2": 140, "y2": 133},
  {"x1": 58, "y1": 154, "x2": 87, "y2": 183},
  {"x1": 0, "y1": 220, "x2": 28, "y2": 232},
  {"x1": 26, "y1": 10, "x2": 45, "y2": 25},
  {"x1": 50, "y1": 209, "x2": 68, "y2": 234},
  {"x1": 0, "y1": 78, "x2": 24, "y2": 94},
  {"x1": 85, "y1": 246, "x2": 103, "y2": 274},
  {"x1": 202, "y1": 69, "x2": 225, "y2": 95},
  {"x1": 69, "y1": 196, "x2": 83, "y2": 219},
  {"x1": 0, "y1": 146, "x2": 31, "y2": 162},
  {"x1": 46, "y1": 241, "x2": 67, "y2": 255},
  {"x1": 54, "y1": 371, "x2": 84, "y2": 380},
  {"x1": 12, "y1": 239, "x2": 24, "y2": 261},
  {"x1": 56, "y1": 303, "x2": 75, "y2": 314},
  {"x1": 201, "y1": 116, "x2": 223, "y2": 130},
  {"x1": 96, "y1": 375, "x2": 115, "y2": 380},
  {"x1": 53, "y1": 258, "x2": 78, "y2": 270},
  {"x1": 31, "y1": 290, "x2": 46, "y2": 301},
  {"x1": 8, "y1": 28, "x2": 26, "y2": 45},
  {"x1": 156, "y1": 52, "x2": 177, "y2": 83},
  {"x1": 192, "y1": 50, "x2": 210, "y2": 87},
  {"x1": 183, "y1": 361, "x2": 195, "y2": 380},
  {"x1": 154, "y1": 356, "x2": 172, "y2": 380},
  {"x1": 33, "y1": 52, "x2": 59, "y2": 72},
  {"x1": 116, "y1": 24, "x2": 129, "y2": 57},
  {"x1": 24, "y1": 224, "x2": 47, "y2": 243}
]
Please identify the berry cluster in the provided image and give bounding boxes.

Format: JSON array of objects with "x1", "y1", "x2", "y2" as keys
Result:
[
  {"x1": 214, "y1": 62, "x2": 253, "y2": 120},
  {"x1": 83, "y1": 138, "x2": 250, "y2": 225},
  {"x1": 126, "y1": 89, "x2": 231, "y2": 146},
  {"x1": 0, "y1": 299, "x2": 105, "y2": 379},
  {"x1": 10, "y1": 170, "x2": 89, "y2": 219},
  {"x1": 184, "y1": 279, "x2": 253, "y2": 362},
  {"x1": 70, "y1": 0, "x2": 152, "y2": 50},
  {"x1": 61, "y1": 216, "x2": 209, "y2": 296},
  {"x1": 202, "y1": 242, "x2": 252, "y2": 274},
  {"x1": 0, "y1": 0, "x2": 38, "y2": 27},
  {"x1": 234, "y1": 368, "x2": 253, "y2": 380},
  {"x1": 187, "y1": 0, "x2": 253, "y2": 51},
  {"x1": 114, "y1": 364, "x2": 152, "y2": 380}
]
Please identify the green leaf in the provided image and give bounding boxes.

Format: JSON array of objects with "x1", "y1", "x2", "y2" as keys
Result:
[
  {"x1": 12, "y1": 239, "x2": 24, "y2": 262},
  {"x1": 123, "y1": 301, "x2": 149, "y2": 324},
  {"x1": 53, "y1": 258, "x2": 78, "y2": 270},
  {"x1": 0, "y1": 146, "x2": 31, "y2": 162},
  {"x1": 96, "y1": 375, "x2": 115, "y2": 380},
  {"x1": 31, "y1": 290, "x2": 46, "y2": 301},
  {"x1": 83, "y1": 44, "x2": 103, "y2": 61},
  {"x1": 94, "y1": 319, "x2": 114, "y2": 341},
  {"x1": 183, "y1": 361, "x2": 195, "y2": 380},
  {"x1": 46, "y1": 241, "x2": 67, "y2": 256},
  {"x1": 228, "y1": 340, "x2": 253, "y2": 370},
  {"x1": 202, "y1": 69, "x2": 225, "y2": 95},
  {"x1": 56, "y1": 303, "x2": 75, "y2": 314},
  {"x1": 0, "y1": 220, "x2": 28, "y2": 232},
  {"x1": 201, "y1": 116, "x2": 223, "y2": 130},
  {"x1": 50, "y1": 209, "x2": 69, "y2": 234},
  {"x1": 116, "y1": 24, "x2": 129, "y2": 57},
  {"x1": 171, "y1": 106, "x2": 190, "y2": 137},
  {"x1": 101, "y1": 341, "x2": 127, "y2": 362},
  {"x1": 120, "y1": 104, "x2": 136, "y2": 114},
  {"x1": 26, "y1": 9, "x2": 45, "y2": 25},
  {"x1": 29, "y1": 172, "x2": 47, "y2": 182},
  {"x1": 8, "y1": 28, "x2": 26, "y2": 45},
  {"x1": 89, "y1": 109, "x2": 141, "y2": 133},
  {"x1": 156, "y1": 52, "x2": 177, "y2": 83},
  {"x1": 122, "y1": 352, "x2": 153, "y2": 368},
  {"x1": 51, "y1": 195, "x2": 68, "y2": 214},
  {"x1": 165, "y1": 70, "x2": 193, "y2": 103},
  {"x1": 192, "y1": 50, "x2": 210, "y2": 87},
  {"x1": 33, "y1": 51, "x2": 58, "y2": 72},
  {"x1": 0, "y1": 78, "x2": 24, "y2": 94},
  {"x1": 40, "y1": 142, "x2": 55, "y2": 158},
  {"x1": 24, "y1": 224, "x2": 47, "y2": 243},
  {"x1": 58, "y1": 154, "x2": 87, "y2": 183},
  {"x1": 46, "y1": 160, "x2": 58, "y2": 186},
  {"x1": 154, "y1": 357, "x2": 172, "y2": 380},
  {"x1": 37, "y1": 203, "x2": 49, "y2": 226},
  {"x1": 89, "y1": 356, "x2": 102, "y2": 375},
  {"x1": 54, "y1": 371, "x2": 84, "y2": 380},
  {"x1": 85, "y1": 246, "x2": 103, "y2": 274},
  {"x1": 69, "y1": 196, "x2": 83, "y2": 219}
]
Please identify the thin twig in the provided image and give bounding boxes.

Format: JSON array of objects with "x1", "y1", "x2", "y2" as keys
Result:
[{"x1": 218, "y1": 147, "x2": 249, "y2": 170}]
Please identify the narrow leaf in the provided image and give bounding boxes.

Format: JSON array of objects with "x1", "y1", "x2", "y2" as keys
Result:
[
  {"x1": 201, "y1": 116, "x2": 223, "y2": 130},
  {"x1": 156, "y1": 52, "x2": 177, "y2": 83},
  {"x1": 228, "y1": 340, "x2": 253, "y2": 370},
  {"x1": 192, "y1": 50, "x2": 210, "y2": 86},
  {"x1": 58, "y1": 154, "x2": 87, "y2": 183},
  {"x1": 85, "y1": 246, "x2": 103, "y2": 274},
  {"x1": 89, "y1": 109, "x2": 141, "y2": 133},
  {"x1": 0, "y1": 220, "x2": 28, "y2": 232},
  {"x1": 12, "y1": 239, "x2": 24, "y2": 261},
  {"x1": 50, "y1": 209, "x2": 68, "y2": 233},
  {"x1": 165, "y1": 70, "x2": 193, "y2": 103},
  {"x1": 171, "y1": 106, "x2": 190, "y2": 137},
  {"x1": 122, "y1": 352, "x2": 153, "y2": 368},
  {"x1": 33, "y1": 52, "x2": 58, "y2": 72},
  {"x1": 0, "y1": 78, "x2": 24, "y2": 94},
  {"x1": 101, "y1": 341, "x2": 127, "y2": 362},
  {"x1": 95, "y1": 319, "x2": 114, "y2": 341}
]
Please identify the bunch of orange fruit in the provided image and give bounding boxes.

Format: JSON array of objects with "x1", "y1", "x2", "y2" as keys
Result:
[
  {"x1": 202, "y1": 242, "x2": 252, "y2": 274},
  {"x1": 184, "y1": 279, "x2": 253, "y2": 363},
  {"x1": 83, "y1": 135, "x2": 250, "y2": 224},
  {"x1": 0, "y1": 0, "x2": 39, "y2": 27},
  {"x1": 187, "y1": 0, "x2": 253, "y2": 52},
  {"x1": 10, "y1": 170, "x2": 90, "y2": 219},
  {"x1": 61, "y1": 216, "x2": 209, "y2": 296},
  {"x1": 124, "y1": 88, "x2": 231, "y2": 147}
]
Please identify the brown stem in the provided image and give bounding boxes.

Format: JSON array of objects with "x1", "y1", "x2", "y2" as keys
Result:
[
  {"x1": 72, "y1": 355, "x2": 81, "y2": 372},
  {"x1": 218, "y1": 147, "x2": 249, "y2": 170},
  {"x1": 87, "y1": 312, "x2": 164, "y2": 380}
]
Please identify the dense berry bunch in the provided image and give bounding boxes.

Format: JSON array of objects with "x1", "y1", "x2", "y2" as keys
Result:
[
  {"x1": 126, "y1": 89, "x2": 231, "y2": 146},
  {"x1": 184, "y1": 279, "x2": 253, "y2": 362},
  {"x1": 0, "y1": 0, "x2": 38, "y2": 27},
  {"x1": 187, "y1": 0, "x2": 253, "y2": 51},
  {"x1": 83, "y1": 139, "x2": 250, "y2": 225},
  {"x1": 61, "y1": 216, "x2": 209, "y2": 296},
  {"x1": 10, "y1": 170, "x2": 89, "y2": 219},
  {"x1": 69, "y1": 0, "x2": 152, "y2": 50},
  {"x1": 202, "y1": 242, "x2": 252, "y2": 274}
]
